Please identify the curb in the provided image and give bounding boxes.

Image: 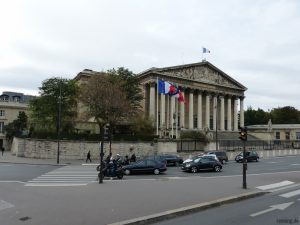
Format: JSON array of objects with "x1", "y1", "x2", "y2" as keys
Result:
[{"x1": 108, "y1": 191, "x2": 267, "y2": 225}]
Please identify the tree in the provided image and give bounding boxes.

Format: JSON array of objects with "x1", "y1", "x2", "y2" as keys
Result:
[
  {"x1": 107, "y1": 67, "x2": 143, "y2": 111},
  {"x1": 5, "y1": 111, "x2": 28, "y2": 142},
  {"x1": 80, "y1": 72, "x2": 133, "y2": 183},
  {"x1": 29, "y1": 77, "x2": 79, "y2": 134},
  {"x1": 270, "y1": 106, "x2": 300, "y2": 124},
  {"x1": 244, "y1": 107, "x2": 270, "y2": 126}
]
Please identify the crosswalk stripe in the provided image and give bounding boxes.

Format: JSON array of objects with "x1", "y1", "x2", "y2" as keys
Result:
[
  {"x1": 280, "y1": 189, "x2": 300, "y2": 198},
  {"x1": 256, "y1": 181, "x2": 294, "y2": 190},
  {"x1": 25, "y1": 165, "x2": 98, "y2": 186}
]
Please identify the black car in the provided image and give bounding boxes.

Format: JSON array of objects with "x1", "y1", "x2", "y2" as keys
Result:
[
  {"x1": 207, "y1": 151, "x2": 228, "y2": 164},
  {"x1": 123, "y1": 159, "x2": 167, "y2": 175},
  {"x1": 235, "y1": 151, "x2": 259, "y2": 163},
  {"x1": 181, "y1": 157, "x2": 222, "y2": 173},
  {"x1": 146, "y1": 154, "x2": 183, "y2": 166}
]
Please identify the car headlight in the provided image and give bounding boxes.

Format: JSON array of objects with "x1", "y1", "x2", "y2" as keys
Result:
[{"x1": 186, "y1": 163, "x2": 191, "y2": 167}]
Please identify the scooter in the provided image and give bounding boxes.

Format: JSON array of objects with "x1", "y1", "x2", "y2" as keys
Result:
[{"x1": 96, "y1": 161, "x2": 124, "y2": 179}]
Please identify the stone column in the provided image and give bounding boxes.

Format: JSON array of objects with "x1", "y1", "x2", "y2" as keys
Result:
[
  {"x1": 170, "y1": 96, "x2": 175, "y2": 137},
  {"x1": 149, "y1": 83, "x2": 156, "y2": 119},
  {"x1": 227, "y1": 97, "x2": 232, "y2": 131},
  {"x1": 160, "y1": 94, "x2": 165, "y2": 129},
  {"x1": 205, "y1": 93, "x2": 210, "y2": 128},
  {"x1": 213, "y1": 95, "x2": 217, "y2": 131},
  {"x1": 220, "y1": 96, "x2": 225, "y2": 131},
  {"x1": 240, "y1": 96, "x2": 245, "y2": 128},
  {"x1": 197, "y1": 91, "x2": 202, "y2": 130},
  {"x1": 234, "y1": 97, "x2": 239, "y2": 131},
  {"x1": 189, "y1": 91, "x2": 194, "y2": 129},
  {"x1": 180, "y1": 91, "x2": 185, "y2": 128}
]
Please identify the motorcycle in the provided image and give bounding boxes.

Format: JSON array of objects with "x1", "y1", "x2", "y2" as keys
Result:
[{"x1": 96, "y1": 161, "x2": 124, "y2": 180}]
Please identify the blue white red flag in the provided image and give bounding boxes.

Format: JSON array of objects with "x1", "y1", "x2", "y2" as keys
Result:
[
  {"x1": 203, "y1": 47, "x2": 210, "y2": 53},
  {"x1": 158, "y1": 79, "x2": 178, "y2": 95}
]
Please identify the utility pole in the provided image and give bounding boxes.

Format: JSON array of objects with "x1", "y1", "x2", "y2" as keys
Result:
[{"x1": 57, "y1": 79, "x2": 62, "y2": 164}]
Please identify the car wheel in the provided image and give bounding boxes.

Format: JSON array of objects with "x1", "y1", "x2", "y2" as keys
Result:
[
  {"x1": 214, "y1": 165, "x2": 221, "y2": 172},
  {"x1": 191, "y1": 166, "x2": 198, "y2": 173},
  {"x1": 154, "y1": 169, "x2": 160, "y2": 175},
  {"x1": 124, "y1": 169, "x2": 130, "y2": 175}
]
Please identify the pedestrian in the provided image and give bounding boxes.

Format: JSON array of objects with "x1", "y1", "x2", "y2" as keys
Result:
[
  {"x1": 1, "y1": 146, "x2": 4, "y2": 156},
  {"x1": 130, "y1": 153, "x2": 136, "y2": 163},
  {"x1": 86, "y1": 151, "x2": 92, "y2": 163},
  {"x1": 124, "y1": 155, "x2": 130, "y2": 165}
]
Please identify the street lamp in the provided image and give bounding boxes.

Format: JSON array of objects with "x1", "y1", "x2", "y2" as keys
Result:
[{"x1": 57, "y1": 79, "x2": 62, "y2": 164}]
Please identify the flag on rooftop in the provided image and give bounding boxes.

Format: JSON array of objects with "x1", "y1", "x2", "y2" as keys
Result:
[{"x1": 203, "y1": 47, "x2": 210, "y2": 53}]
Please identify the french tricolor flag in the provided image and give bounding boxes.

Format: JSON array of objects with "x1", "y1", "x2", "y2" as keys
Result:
[{"x1": 158, "y1": 79, "x2": 178, "y2": 95}]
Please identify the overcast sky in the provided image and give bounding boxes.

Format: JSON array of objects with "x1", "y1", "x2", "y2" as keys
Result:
[{"x1": 1, "y1": 0, "x2": 299, "y2": 110}]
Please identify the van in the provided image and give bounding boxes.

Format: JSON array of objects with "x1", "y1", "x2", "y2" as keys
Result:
[{"x1": 207, "y1": 151, "x2": 228, "y2": 164}]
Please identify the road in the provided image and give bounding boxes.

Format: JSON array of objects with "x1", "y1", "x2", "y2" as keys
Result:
[
  {"x1": 153, "y1": 182, "x2": 300, "y2": 225},
  {"x1": 0, "y1": 155, "x2": 300, "y2": 225}
]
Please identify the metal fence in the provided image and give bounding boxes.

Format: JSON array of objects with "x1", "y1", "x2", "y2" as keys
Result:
[{"x1": 177, "y1": 139, "x2": 300, "y2": 152}]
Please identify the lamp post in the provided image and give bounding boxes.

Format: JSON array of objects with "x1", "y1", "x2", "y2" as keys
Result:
[
  {"x1": 57, "y1": 79, "x2": 62, "y2": 164},
  {"x1": 214, "y1": 95, "x2": 219, "y2": 151}
]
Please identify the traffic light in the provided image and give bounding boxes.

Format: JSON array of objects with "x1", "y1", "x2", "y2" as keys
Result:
[{"x1": 239, "y1": 126, "x2": 247, "y2": 141}]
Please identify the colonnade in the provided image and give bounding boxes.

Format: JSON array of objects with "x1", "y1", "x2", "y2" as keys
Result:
[{"x1": 147, "y1": 83, "x2": 245, "y2": 135}]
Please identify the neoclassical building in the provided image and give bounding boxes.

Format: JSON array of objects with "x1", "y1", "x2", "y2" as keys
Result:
[{"x1": 137, "y1": 60, "x2": 247, "y2": 138}]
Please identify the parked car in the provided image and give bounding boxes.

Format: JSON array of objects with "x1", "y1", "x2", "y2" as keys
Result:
[
  {"x1": 123, "y1": 159, "x2": 167, "y2": 175},
  {"x1": 183, "y1": 154, "x2": 203, "y2": 164},
  {"x1": 202, "y1": 154, "x2": 219, "y2": 162},
  {"x1": 181, "y1": 157, "x2": 222, "y2": 173},
  {"x1": 146, "y1": 154, "x2": 183, "y2": 166},
  {"x1": 207, "y1": 151, "x2": 228, "y2": 164},
  {"x1": 235, "y1": 151, "x2": 259, "y2": 163}
]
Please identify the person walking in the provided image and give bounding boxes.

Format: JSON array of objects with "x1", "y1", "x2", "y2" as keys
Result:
[
  {"x1": 1, "y1": 146, "x2": 4, "y2": 156},
  {"x1": 86, "y1": 151, "x2": 92, "y2": 163}
]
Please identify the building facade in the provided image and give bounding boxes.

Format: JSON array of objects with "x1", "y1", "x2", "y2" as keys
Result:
[
  {"x1": 137, "y1": 61, "x2": 247, "y2": 138},
  {"x1": 0, "y1": 92, "x2": 33, "y2": 149}
]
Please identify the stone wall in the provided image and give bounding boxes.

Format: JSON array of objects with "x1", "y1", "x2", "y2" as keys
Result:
[{"x1": 11, "y1": 138, "x2": 161, "y2": 160}]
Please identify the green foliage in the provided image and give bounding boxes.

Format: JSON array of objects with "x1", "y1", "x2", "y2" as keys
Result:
[
  {"x1": 245, "y1": 106, "x2": 300, "y2": 125},
  {"x1": 270, "y1": 106, "x2": 300, "y2": 124},
  {"x1": 131, "y1": 115, "x2": 155, "y2": 135},
  {"x1": 5, "y1": 111, "x2": 28, "y2": 142},
  {"x1": 107, "y1": 67, "x2": 143, "y2": 111},
  {"x1": 29, "y1": 77, "x2": 79, "y2": 133},
  {"x1": 244, "y1": 107, "x2": 270, "y2": 126},
  {"x1": 180, "y1": 130, "x2": 209, "y2": 142}
]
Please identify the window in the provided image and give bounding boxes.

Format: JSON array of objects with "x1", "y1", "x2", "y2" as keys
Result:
[
  {"x1": 13, "y1": 96, "x2": 20, "y2": 102},
  {"x1": 0, "y1": 110, "x2": 5, "y2": 117},
  {"x1": 0, "y1": 95, "x2": 9, "y2": 102},
  {"x1": 296, "y1": 132, "x2": 300, "y2": 140},
  {"x1": 285, "y1": 132, "x2": 290, "y2": 140},
  {"x1": 0, "y1": 122, "x2": 4, "y2": 133},
  {"x1": 275, "y1": 132, "x2": 280, "y2": 140}
]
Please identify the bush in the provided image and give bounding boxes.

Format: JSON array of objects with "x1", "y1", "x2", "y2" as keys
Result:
[{"x1": 180, "y1": 131, "x2": 209, "y2": 142}]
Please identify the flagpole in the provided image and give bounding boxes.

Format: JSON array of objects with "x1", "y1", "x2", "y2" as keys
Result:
[
  {"x1": 156, "y1": 77, "x2": 159, "y2": 136},
  {"x1": 176, "y1": 98, "x2": 178, "y2": 139}
]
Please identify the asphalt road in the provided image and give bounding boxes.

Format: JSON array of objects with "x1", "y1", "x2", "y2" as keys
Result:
[
  {"x1": 0, "y1": 156, "x2": 300, "y2": 225},
  {"x1": 0, "y1": 163, "x2": 62, "y2": 182},
  {"x1": 1, "y1": 155, "x2": 300, "y2": 183},
  {"x1": 153, "y1": 184, "x2": 300, "y2": 225}
]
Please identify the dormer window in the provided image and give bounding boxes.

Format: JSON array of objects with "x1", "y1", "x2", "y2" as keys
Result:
[{"x1": 13, "y1": 96, "x2": 20, "y2": 102}]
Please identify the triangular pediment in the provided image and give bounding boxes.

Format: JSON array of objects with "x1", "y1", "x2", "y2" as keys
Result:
[{"x1": 139, "y1": 61, "x2": 247, "y2": 91}]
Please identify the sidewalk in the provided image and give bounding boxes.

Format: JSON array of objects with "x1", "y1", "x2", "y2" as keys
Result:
[{"x1": 0, "y1": 152, "x2": 88, "y2": 166}]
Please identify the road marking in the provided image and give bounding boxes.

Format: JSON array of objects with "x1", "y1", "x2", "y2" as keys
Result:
[
  {"x1": 0, "y1": 181, "x2": 26, "y2": 184},
  {"x1": 256, "y1": 181, "x2": 294, "y2": 190},
  {"x1": 0, "y1": 200, "x2": 14, "y2": 211},
  {"x1": 280, "y1": 189, "x2": 300, "y2": 198},
  {"x1": 291, "y1": 164, "x2": 300, "y2": 166},
  {"x1": 269, "y1": 183, "x2": 300, "y2": 193},
  {"x1": 250, "y1": 202, "x2": 294, "y2": 217},
  {"x1": 25, "y1": 183, "x2": 87, "y2": 187}
]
